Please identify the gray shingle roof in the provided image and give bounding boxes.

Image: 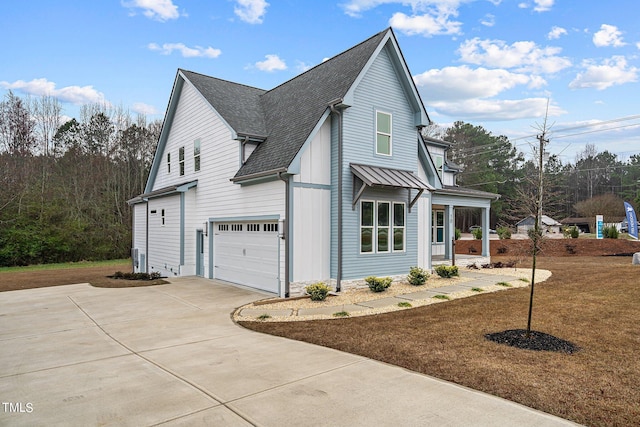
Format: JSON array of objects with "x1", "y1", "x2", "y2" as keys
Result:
[
  {"x1": 180, "y1": 70, "x2": 267, "y2": 138},
  {"x1": 180, "y1": 29, "x2": 390, "y2": 179}
]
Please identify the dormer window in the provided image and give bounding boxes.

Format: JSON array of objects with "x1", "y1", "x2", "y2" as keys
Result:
[
  {"x1": 434, "y1": 154, "x2": 443, "y2": 179},
  {"x1": 376, "y1": 111, "x2": 392, "y2": 156}
]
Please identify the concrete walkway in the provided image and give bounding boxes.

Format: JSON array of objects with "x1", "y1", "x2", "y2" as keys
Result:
[
  {"x1": 239, "y1": 271, "x2": 523, "y2": 319},
  {"x1": 0, "y1": 278, "x2": 579, "y2": 426}
]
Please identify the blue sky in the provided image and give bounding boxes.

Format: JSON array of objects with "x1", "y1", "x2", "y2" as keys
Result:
[{"x1": 2, "y1": 0, "x2": 639, "y2": 163}]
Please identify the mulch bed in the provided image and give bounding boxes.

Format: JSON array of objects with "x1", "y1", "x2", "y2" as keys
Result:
[{"x1": 485, "y1": 329, "x2": 580, "y2": 354}]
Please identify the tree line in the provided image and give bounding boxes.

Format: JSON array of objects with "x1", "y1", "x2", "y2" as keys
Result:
[
  {"x1": 1, "y1": 90, "x2": 638, "y2": 267},
  {"x1": 0, "y1": 91, "x2": 159, "y2": 266},
  {"x1": 426, "y1": 121, "x2": 640, "y2": 231}
]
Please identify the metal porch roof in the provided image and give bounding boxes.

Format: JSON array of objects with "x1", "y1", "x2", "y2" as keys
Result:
[{"x1": 350, "y1": 163, "x2": 432, "y2": 190}]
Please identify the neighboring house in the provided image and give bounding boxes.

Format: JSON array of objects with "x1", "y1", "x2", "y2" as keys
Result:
[
  {"x1": 517, "y1": 215, "x2": 562, "y2": 234},
  {"x1": 128, "y1": 28, "x2": 499, "y2": 297},
  {"x1": 560, "y1": 217, "x2": 591, "y2": 233}
]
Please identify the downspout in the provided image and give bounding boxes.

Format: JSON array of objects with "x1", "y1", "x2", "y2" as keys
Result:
[
  {"x1": 329, "y1": 100, "x2": 343, "y2": 292},
  {"x1": 144, "y1": 198, "x2": 149, "y2": 273},
  {"x1": 277, "y1": 172, "x2": 290, "y2": 297}
]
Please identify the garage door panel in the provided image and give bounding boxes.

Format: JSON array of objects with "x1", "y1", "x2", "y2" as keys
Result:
[{"x1": 214, "y1": 222, "x2": 279, "y2": 294}]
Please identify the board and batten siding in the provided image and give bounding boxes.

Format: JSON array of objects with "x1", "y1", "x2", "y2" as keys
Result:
[
  {"x1": 332, "y1": 44, "x2": 421, "y2": 279},
  {"x1": 147, "y1": 196, "x2": 181, "y2": 276},
  {"x1": 292, "y1": 117, "x2": 331, "y2": 283}
]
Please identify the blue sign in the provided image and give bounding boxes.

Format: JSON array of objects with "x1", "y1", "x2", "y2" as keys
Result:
[
  {"x1": 624, "y1": 201, "x2": 638, "y2": 240},
  {"x1": 596, "y1": 215, "x2": 604, "y2": 239}
]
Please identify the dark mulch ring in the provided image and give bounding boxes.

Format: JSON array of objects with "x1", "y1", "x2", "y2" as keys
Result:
[{"x1": 485, "y1": 329, "x2": 580, "y2": 354}]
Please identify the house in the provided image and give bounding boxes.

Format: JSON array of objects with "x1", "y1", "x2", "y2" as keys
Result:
[
  {"x1": 128, "y1": 28, "x2": 499, "y2": 297},
  {"x1": 517, "y1": 215, "x2": 562, "y2": 234}
]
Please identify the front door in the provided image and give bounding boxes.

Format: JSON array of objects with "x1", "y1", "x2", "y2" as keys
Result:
[{"x1": 196, "y1": 230, "x2": 204, "y2": 277}]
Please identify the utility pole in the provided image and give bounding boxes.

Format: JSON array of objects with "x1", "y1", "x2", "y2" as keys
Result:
[{"x1": 526, "y1": 130, "x2": 549, "y2": 338}]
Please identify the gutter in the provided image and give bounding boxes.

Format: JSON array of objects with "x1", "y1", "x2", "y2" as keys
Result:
[{"x1": 230, "y1": 167, "x2": 287, "y2": 183}]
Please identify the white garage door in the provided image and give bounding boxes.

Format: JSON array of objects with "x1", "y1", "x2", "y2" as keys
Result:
[{"x1": 214, "y1": 222, "x2": 280, "y2": 294}]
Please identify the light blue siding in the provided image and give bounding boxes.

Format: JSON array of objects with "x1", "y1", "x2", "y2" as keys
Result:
[{"x1": 332, "y1": 44, "x2": 421, "y2": 280}]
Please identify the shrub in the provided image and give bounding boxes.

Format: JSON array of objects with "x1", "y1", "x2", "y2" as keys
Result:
[
  {"x1": 407, "y1": 266, "x2": 429, "y2": 286},
  {"x1": 365, "y1": 276, "x2": 393, "y2": 292},
  {"x1": 333, "y1": 311, "x2": 349, "y2": 317},
  {"x1": 434, "y1": 265, "x2": 459, "y2": 278},
  {"x1": 564, "y1": 226, "x2": 579, "y2": 239},
  {"x1": 603, "y1": 226, "x2": 619, "y2": 239},
  {"x1": 472, "y1": 228, "x2": 482, "y2": 240},
  {"x1": 305, "y1": 282, "x2": 331, "y2": 301},
  {"x1": 497, "y1": 226, "x2": 511, "y2": 240},
  {"x1": 454, "y1": 228, "x2": 461, "y2": 240}
]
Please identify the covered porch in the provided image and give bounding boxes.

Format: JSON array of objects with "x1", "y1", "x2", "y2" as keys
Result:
[{"x1": 428, "y1": 186, "x2": 499, "y2": 269}]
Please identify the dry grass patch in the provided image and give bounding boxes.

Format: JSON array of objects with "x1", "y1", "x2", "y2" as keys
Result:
[{"x1": 241, "y1": 256, "x2": 640, "y2": 426}]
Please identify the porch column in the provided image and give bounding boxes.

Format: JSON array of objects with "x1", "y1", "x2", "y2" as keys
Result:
[
  {"x1": 444, "y1": 205, "x2": 454, "y2": 259},
  {"x1": 425, "y1": 198, "x2": 433, "y2": 270},
  {"x1": 481, "y1": 206, "x2": 490, "y2": 256}
]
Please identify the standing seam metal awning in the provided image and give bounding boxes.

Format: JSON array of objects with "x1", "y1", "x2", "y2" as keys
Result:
[{"x1": 350, "y1": 163, "x2": 433, "y2": 211}]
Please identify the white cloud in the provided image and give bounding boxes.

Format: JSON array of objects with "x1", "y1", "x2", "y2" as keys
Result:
[
  {"x1": 593, "y1": 24, "x2": 626, "y2": 47},
  {"x1": 132, "y1": 102, "x2": 159, "y2": 115},
  {"x1": 234, "y1": 0, "x2": 269, "y2": 24},
  {"x1": 341, "y1": 0, "x2": 466, "y2": 36},
  {"x1": 637, "y1": 41, "x2": 640, "y2": 50},
  {"x1": 547, "y1": 26, "x2": 567, "y2": 40},
  {"x1": 414, "y1": 65, "x2": 543, "y2": 101},
  {"x1": 428, "y1": 97, "x2": 565, "y2": 121},
  {"x1": 569, "y1": 56, "x2": 638, "y2": 90},
  {"x1": 255, "y1": 54, "x2": 287, "y2": 72},
  {"x1": 122, "y1": 0, "x2": 180, "y2": 22},
  {"x1": 480, "y1": 13, "x2": 495, "y2": 27},
  {"x1": 533, "y1": 0, "x2": 554, "y2": 12},
  {"x1": 148, "y1": 43, "x2": 222, "y2": 58},
  {"x1": 0, "y1": 78, "x2": 107, "y2": 105},
  {"x1": 390, "y1": 11, "x2": 462, "y2": 37},
  {"x1": 457, "y1": 38, "x2": 571, "y2": 74}
]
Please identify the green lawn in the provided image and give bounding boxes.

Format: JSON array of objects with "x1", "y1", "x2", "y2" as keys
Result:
[{"x1": 0, "y1": 259, "x2": 130, "y2": 273}]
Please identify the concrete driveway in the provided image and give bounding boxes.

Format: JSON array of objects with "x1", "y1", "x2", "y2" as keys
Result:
[{"x1": 0, "y1": 277, "x2": 578, "y2": 426}]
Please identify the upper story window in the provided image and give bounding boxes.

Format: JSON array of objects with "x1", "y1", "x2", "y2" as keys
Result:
[
  {"x1": 434, "y1": 154, "x2": 444, "y2": 179},
  {"x1": 179, "y1": 147, "x2": 185, "y2": 176},
  {"x1": 167, "y1": 153, "x2": 171, "y2": 174},
  {"x1": 376, "y1": 111, "x2": 392, "y2": 156},
  {"x1": 194, "y1": 139, "x2": 201, "y2": 172}
]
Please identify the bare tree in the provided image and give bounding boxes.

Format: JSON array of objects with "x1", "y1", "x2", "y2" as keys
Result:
[{"x1": 32, "y1": 95, "x2": 62, "y2": 156}]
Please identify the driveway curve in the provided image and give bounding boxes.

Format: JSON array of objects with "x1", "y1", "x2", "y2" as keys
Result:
[{"x1": 0, "y1": 277, "x2": 579, "y2": 426}]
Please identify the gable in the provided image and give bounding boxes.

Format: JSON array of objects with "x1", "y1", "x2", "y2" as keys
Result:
[{"x1": 145, "y1": 28, "x2": 432, "y2": 190}]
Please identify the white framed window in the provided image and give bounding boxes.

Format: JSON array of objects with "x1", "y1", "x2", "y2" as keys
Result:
[
  {"x1": 167, "y1": 153, "x2": 171, "y2": 174},
  {"x1": 194, "y1": 139, "x2": 201, "y2": 172},
  {"x1": 393, "y1": 202, "x2": 405, "y2": 252},
  {"x1": 434, "y1": 154, "x2": 444, "y2": 179},
  {"x1": 360, "y1": 200, "x2": 405, "y2": 253},
  {"x1": 179, "y1": 146, "x2": 185, "y2": 176},
  {"x1": 375, "y1": 111, "x2": 392, "y2": 156},
  {"x1": 432, "y1": 210, "x2": 444, "y2": 244}
]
